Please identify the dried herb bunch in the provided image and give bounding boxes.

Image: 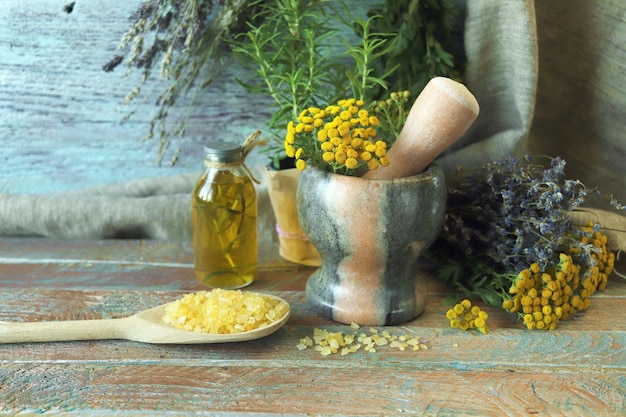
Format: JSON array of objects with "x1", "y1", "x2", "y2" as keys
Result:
[
  {"x1": 106, "y1": 0, "x2": 260, "y2": 164},
  {"x1": 431, "y1": 155, "x2": 623, "y2": 330}
]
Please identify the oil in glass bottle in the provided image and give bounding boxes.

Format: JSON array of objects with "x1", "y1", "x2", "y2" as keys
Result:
[{"x1": 192, "y1": 142, "x2": 258, "y2": 289}]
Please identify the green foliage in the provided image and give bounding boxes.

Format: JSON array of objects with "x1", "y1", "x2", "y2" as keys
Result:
[
  {"x1": 111, "y1": 0, "x2": 463, "y2": 166},
  {"x1": 371, "y1": 90, "x2": 412, "y2": 141},
  {"x1": 367, "y1": 0, "x2": 462, "y2": 96},
  {"x1": 343, "y1": 15, "x2": 400, "y2": 102}
]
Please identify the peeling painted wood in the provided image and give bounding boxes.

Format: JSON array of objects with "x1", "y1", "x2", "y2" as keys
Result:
[{"x1": 2, "y1": 363, "x2": 624, "y2": 415}]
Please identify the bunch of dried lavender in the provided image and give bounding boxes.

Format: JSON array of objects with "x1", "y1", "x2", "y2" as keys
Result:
[
  {"x1": 104, "y1": 0, "x2": 259, "y2": 165},
  {"x1": 442, "y1": 156, "x2": 589, "y2": 271}
]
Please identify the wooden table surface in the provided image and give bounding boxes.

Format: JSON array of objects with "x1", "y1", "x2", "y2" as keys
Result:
[{"x1": 0, "y1": 237, "x2": 625, "y2": 416}]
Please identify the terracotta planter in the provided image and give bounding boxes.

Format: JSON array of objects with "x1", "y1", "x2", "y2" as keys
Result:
[
  {"x1": 296, "y1": 164, "x2": 446, "y2": 325},
  {"x1": 265, "y1": 166, "x2": 321, "y2": 266}
]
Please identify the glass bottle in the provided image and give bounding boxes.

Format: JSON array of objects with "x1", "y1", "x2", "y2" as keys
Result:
[{"x1": 192, "y1": 142, "x2": 258, "y2": 289}]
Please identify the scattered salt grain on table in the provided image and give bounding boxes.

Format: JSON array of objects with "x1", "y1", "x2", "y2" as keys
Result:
[{"x1": 298, "y1": 323, "x2": 427, "y2": 356}]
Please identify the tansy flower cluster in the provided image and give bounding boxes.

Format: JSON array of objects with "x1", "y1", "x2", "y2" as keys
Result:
[
  {"x1": 285, "y1": 98, "x2": 391, "y2": 176},
  {"x1": 503, "y1": 224, "x2": 615, "y2": 330},
  {"x1": 373, "y1": 90, "x2": 411, "y2": 139},
  {"x1": 446, "y1": 299, "x2": 489, "y2": 334}
]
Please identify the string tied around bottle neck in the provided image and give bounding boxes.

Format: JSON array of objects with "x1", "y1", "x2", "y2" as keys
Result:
[{"x1": 203, "y1": 130, "x2": 267, "y2": 184}]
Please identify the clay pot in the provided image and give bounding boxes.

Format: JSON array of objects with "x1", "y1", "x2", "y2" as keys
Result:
[{"x1": 296, "y1": 164, "x2": 446, "y2": 325}]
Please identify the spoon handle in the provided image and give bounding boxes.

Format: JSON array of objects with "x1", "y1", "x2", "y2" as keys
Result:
[{"x1": 0, "y1": 317, "x2": 129, "y2": 343}]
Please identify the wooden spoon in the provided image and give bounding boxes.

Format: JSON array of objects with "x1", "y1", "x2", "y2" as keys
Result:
[{"x1": 0, "y1": 294, "x2": 290, "y2": 344}]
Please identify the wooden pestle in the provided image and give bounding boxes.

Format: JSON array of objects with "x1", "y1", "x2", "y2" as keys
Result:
[{"x1": 365, "y1": 77, "x2": 479, "y2": 179}]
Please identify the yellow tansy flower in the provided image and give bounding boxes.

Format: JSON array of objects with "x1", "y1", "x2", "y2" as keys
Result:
[
  {"x1": 340, "y1": 110, "x2": 352, "y2": 121},
  {"x1": 320, "y1": 142, "x2": 334, "y2": 152},
  {"x1": 360, "y1": 151, "x2": 372, "y2": 162},
  {"x1": 346, "y1": 149, "x2": 359, "y2": 159}
]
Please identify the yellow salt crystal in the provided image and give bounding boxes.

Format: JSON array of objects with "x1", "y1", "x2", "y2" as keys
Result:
[
  {"x1": 320, "y1": 347, "x2": 332, "y2": 356},
  {"x1": 406, "y1": 338, "x2": 419, "y2": 346},
  {"x1": 360, "y1": 336, "x2": 373, "y2": 345},
  {"x1": 162, "y1": 289, "x2": 288, "y2": 335},
  {"x1": 373, "y1": 335, "x2": 388, "y2": 346}
]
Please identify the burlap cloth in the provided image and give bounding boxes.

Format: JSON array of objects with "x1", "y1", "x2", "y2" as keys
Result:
[
  {"x1": 0, "y1": 0, "x2": 624, "y2": 251},
  {"x1": 0, "y1": 167, "x2": 275, "y2": 243}
]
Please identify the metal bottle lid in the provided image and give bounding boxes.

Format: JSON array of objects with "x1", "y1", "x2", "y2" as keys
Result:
[{"x1": 203, "y1": 141, "x2": 243, "y2": 164}]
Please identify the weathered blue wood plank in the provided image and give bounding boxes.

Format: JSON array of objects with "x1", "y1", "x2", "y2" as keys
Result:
[{"x1": 0, "y1": 0, "x2": 270, "y2": 194}]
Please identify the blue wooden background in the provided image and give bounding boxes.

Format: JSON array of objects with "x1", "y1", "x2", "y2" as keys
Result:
[{"x1": 0, "y1": 0, "x2": 272, "y2": 194}]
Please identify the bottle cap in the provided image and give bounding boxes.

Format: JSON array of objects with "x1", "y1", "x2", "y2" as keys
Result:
[{"x1": 204, "y1": 141, "x2": 243, "y2": 164}]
